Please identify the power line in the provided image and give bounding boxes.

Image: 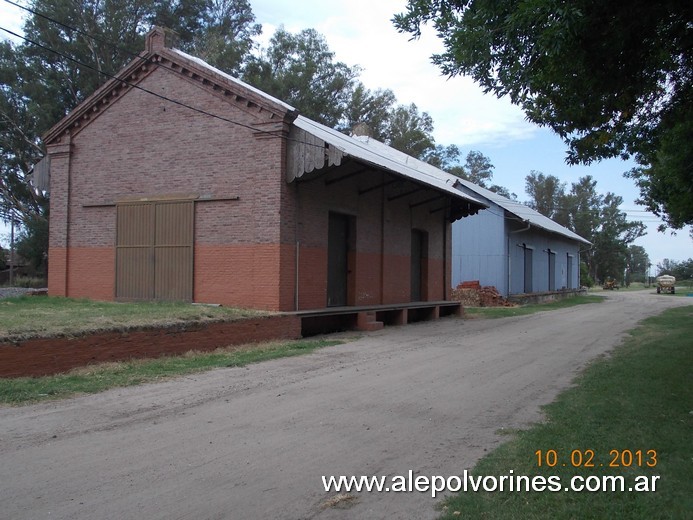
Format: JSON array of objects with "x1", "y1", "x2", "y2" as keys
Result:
[
  {"x1": 3, "y1": 0, "x2": 143, "y2": 63},
  {"x1": 0, "y1": 25, "x2": 292, "y2": 141},
  {"x1": 0, "y1": 16, "x2": 478, "y2": 190},
  {"x1": 3, "y1": 1, "x2": 673, "y2": 212}
]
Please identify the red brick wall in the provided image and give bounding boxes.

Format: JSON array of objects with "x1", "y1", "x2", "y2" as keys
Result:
[
  {"x1": 47, "y1": 247, "x2": 68, "y2": 296},
  {"x1": 0, "y1": 315, "x2": 301, "y2": 378},
  {"x1": 290, "y1": 167, "x2": 452, "y2": 310},
  {"x1": 49, "y1": 63, "x2": 289, "y2": 309},
  {"x1": 48, "y1": 57, "x2": 455, "y2": 312},
  {"x1": 292, "y1": 246, "x2": 325, "y2": 309},
  {"x1": 194, "y1": 244, "x2": 282, "y2": 310},
  {"x1": 66, "y1": 247, "x2": 115, "y2": 300}
]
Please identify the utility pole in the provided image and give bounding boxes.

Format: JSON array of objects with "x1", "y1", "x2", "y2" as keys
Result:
[{"x1": 9, "y1": 218, "x2": 15, "y2": 287}]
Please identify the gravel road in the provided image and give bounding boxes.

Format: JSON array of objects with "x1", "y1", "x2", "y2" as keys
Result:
[{"x1": 0, "y1": 291, "x2": 689, "y2": 519}]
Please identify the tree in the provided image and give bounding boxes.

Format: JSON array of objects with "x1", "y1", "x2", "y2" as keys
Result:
[
  {"x1": 242, "y1": 27, "x2": 360, "y2": 127},
  {"x1": 524, "y1": 174, "x2": 645, "y2": 283},
  {"x1": 14, "y1": 213, "x2": 49, "y2": 275},
  {"x1": 457, "y1": 150, "x2": 493, "y2": 187},
  {"x1": 433, "y1": 149, "x2": 514, "y2": 197},
  {"x1": 626, "y1": 110, "x2": 693, "y2": 232},
  {"x1": 1, "y1": 0, "x2": 262, "y2": 270},
  {"x1": 188, "y1": 0, "x2": 262, "y2": 76},
  {"x1": 524, "y1": 171, "x2": 565, "y2": 221},
  {"x1": 340, "y1": 83, "x2": 396, "y2": 141},
  {"x1": 384, "y1": 102, "x2": 436, "y2": 158},
  {"x1": 626, "y1": 245, "x2": 650, "y2": 284},
  {"x1": 592, "y1": 193, "x2": 646, "y2": 282},
  {"x1": 561, "y1": 176, "x2": 601, "y2": 242},
  {"x1": 579, "y1": 261, "x2": 594, "y2": 288},
  {"x1": 394, "y1": 0, "x2": 693, "y2": 230},
  {"x1": 657, "y1": 258, "x2": 693, "y2": 280}
]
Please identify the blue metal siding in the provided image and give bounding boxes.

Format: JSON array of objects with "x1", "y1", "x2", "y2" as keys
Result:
[
  {"x1": 451, "y1": 192, "x2": 508, "y2": 295},
  {"x1": 507, "y1": 228, "x2": 582, "y2": 294},
  {"x1": 452, "y1": 185, "x2": 585, "y2": 296}
]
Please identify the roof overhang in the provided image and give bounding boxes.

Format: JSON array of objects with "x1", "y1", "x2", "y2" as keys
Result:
[
  {"x1": 455, "y1": 179, "x2": 591, "y2": 245},
  {"x1": 287, "y1": 116, "x2": 487, "y2": 222}
]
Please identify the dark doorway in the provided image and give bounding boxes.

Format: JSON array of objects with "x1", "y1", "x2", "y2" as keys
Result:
[
  {"x1": 567, "y1": 254, "x2": 574, "y2": 289},
  {"x1": 548, "y1": 250, "x2": 556, "y2": 291},
  {"x1": 523, "y1": 244, "x2": 533, "y2": 293},
  {"x1": 411, "y1": 229, "x2": 428, "y2": 302},
  {"x1": 327, "y1": 213, "x2": 349, "y2": 307}
]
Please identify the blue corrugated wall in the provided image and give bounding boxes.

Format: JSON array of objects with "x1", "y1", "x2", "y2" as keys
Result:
[{"x1": 452, "y1": 192, "x2": 582, "y2": 296}]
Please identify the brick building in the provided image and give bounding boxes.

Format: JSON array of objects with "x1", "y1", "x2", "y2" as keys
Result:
[{"x1": 43, "y1": 27, "x2": 486, "y2": 314}]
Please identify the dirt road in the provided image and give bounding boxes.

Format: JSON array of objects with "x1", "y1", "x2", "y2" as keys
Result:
[{"x1": 0, "y1": 291, "x2": 688, "y2": 519}]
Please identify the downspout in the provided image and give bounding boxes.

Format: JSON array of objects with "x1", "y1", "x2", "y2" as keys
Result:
[
  {"x1": 507, "y1": 220, "x2": 531, "y2": 296},
  {"x1": 443, "y1": 211, "x2": 447, "y2": 300}
]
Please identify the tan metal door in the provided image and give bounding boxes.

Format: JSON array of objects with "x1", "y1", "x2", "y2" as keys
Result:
[{"x1": 116, "y1": 200, "x2": 193, "y2": 301}]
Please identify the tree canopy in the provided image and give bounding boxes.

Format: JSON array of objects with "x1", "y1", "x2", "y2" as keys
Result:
[
  {"x1": 0, "y1": 0, "x2": 261, "y2": 272},
  {"x1": 524, "y1": 173, "x2": 646, "y2": 283},
  {"x1": 394, "y1": 0, "x2": 693, "y2": 230},
  {"x1": 657, "y1": 258, "x2": 693, "y2": 280},
  {"x1": 626, "y1": 245, "x2": 650, "y2": 284},
  {"x1": 243, "y1": 27, "x2": 360, "y2": 127},
  {"x1": 0, "y1": 0, "x2": 454, "y2": 273}
]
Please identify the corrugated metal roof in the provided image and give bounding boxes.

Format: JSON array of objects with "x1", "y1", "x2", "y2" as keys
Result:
[
  {"x1": 171, "y1": 48, "x2": 296, "y2": 112},
  {"x1": 293, "y1": 117, "x2": 487, "y2": 209},
  {"x1": 169, "y1": 50, "x2": 486, "y2": 212},
  {"x1": 453, "y1": 178, "x2": 591, "y2": 244}
]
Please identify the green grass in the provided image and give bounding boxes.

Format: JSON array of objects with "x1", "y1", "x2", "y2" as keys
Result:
[
  {"x1": 440, "y1": 305, "x2": 693, "y2": 519},
  {"x1": 0, "y1": 296, "x2": 268, "y2": 341},
  {"x1": 0, "y1": 338, "x2": 343, "y2": 405},
  {"x1": 465, "y1": 295, "x2": 604, "y2": 319}
]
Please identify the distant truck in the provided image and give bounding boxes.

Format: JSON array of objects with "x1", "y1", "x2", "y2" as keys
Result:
[{"x1": 656, "y1": 275, "x2": 676, "y2": 294}]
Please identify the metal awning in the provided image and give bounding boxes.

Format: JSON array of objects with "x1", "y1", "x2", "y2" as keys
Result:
[{"x1": 287, "y1": 116, "x2": 487, "y2": 220}]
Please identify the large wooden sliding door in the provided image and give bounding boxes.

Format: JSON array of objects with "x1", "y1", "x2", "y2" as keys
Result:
[{"x1": 116, "y1": 200, "x2": 193, "y2": 301}]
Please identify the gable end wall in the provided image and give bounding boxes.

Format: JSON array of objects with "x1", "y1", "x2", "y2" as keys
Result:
[{"x1": 48, "y1": 64, "x2": 290, "y2": 310}]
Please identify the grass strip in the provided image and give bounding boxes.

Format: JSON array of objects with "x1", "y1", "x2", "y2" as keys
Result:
[
  {"x1": 0, "y1": 296, "x2": 267, "y2": 341},
  {"x1": 441, "y1": 305, "x2": 693, "y2": 519},
  {"x1": 465, "y1": 294, "x2": 604, "y2": 319},
  {"x1": 0, "y1": 338, "x2": 342, "y2": 406}
]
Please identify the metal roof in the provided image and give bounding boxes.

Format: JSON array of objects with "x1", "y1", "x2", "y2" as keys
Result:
[
  {"x1": 293, "y1": 116, "x2": 487, "y2": 209},
  {"x1": 172, "y1": 49, "x2": 296, "y2": 112},
  {"x1": 169, "y1": 50, "x2": 486, "y2": 212},
  {"x1": 454, "y1": 178, "x2": 591, "y2": 244}
]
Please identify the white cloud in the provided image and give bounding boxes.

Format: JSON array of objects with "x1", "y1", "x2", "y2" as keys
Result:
[
  {"x1": 0, "y1": 0, "x2": 688, "y2": 261},
  {"x1": 252, "y1": 0, "x2": 537, "y2": 147},
  {"x1": 0, "y1": 1, "x2": 25, "y2": 42}
]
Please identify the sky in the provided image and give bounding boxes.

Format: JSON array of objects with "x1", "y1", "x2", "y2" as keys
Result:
[{"x1": 1, "y1": 0, "x2": 691, "y2": 269}]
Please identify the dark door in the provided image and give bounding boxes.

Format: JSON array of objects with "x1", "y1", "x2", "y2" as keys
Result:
[
  {"x1": 523, "y1": 245, "x2": 533, "y2": 293},
  {"x1": 411, "y1": 230, "x2": 424, "y2": 301},
  {"x1": 327, "y1": 213, "x2": 349, "y2": 307},
  {"x1": 567, "y1": 254, "x2": 574, "y2": 289},
  {"x1": 548, "y1": 250, "x2": 556, "y2": 291}
]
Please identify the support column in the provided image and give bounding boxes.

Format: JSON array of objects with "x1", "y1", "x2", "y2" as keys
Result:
[{"x1": 46, "y1": 138, "x2": 72, "y2": 297}]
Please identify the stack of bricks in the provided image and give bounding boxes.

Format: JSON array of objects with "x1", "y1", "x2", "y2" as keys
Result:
[
  {"x1": 451, "y1": 281, "x2": 482, "y2": 306},
  {"x1": 451, "y1": 281, "x2": 515, "y2": 307},
  {"x1": 477, "y1": 286, "x2": 515, "y2": 307}
]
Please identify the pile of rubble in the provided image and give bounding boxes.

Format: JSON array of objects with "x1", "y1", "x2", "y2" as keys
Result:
[{"x1": 451, "y1": 281, "x2": 515, "y2": 307}]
